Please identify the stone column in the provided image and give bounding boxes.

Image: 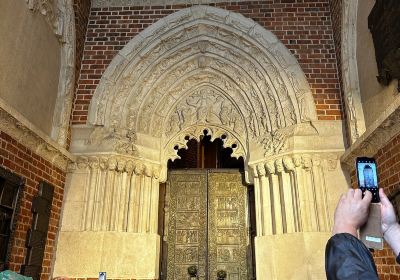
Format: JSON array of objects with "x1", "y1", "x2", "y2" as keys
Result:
[
  {"x1": 53, "y1": 155, "x2": 161, "y2": 279},
  {"x1": 312, "y1": 155, "x2": 331, "y2": 232},
  {"x1": 252, "y1": 165, "x2": 263, "y2": 236},
  {"x1": 257, "y1": 163, "x2": 273, "y2": 235},
  {"x1": 266, "y1": 160, "x2": 283, "y2": 234},
  {"x1": 253, "y1": 153, "x2": 345, "y2": 279}
]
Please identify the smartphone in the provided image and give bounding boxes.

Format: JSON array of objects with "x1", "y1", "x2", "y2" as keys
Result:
[{"x1": 356, "y1": 157, "x2": 380, "y2": 203}]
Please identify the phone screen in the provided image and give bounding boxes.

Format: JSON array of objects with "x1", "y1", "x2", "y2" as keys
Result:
[{"x1": 356, "y1": 157, "x2": 380, "y2": 203}]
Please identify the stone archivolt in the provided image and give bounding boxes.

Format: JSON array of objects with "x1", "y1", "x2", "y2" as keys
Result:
[
  {"x1": 25, "y1": 0, "x2": 76, "y2": 147},
  {"x1": 341, "y1": 0, "x2": 366, "y2": 144},
  {"x1": 88, "y1": 5, "x2": 317, "y2": 163}
]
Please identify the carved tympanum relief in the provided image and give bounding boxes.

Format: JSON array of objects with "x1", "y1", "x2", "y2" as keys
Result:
[
  {"x1": 87, "y1": 5, "x2": 317, "y2": 163},
  {"x1": 165, "y1": 87, "x2": 245, "y2": 138}
]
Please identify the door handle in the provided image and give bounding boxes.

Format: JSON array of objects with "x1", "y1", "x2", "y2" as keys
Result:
[
  {"x1": 217, "y1": 270, "x2": 227, "y2": 280},
  {"x1": 188, "y1": 265, "x2": 198, "y2": 279}
]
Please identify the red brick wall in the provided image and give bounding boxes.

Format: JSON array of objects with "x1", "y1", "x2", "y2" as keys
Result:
[
  {"x1": 328, "y1": 0, "x2": 346, "y2": 126},
  {"x1": 72, "y1": 0, "x2": 343, "y2": 124},
  {"x1": 350, "y1": 133, "x2": 400, "y2": 279},
  {"x1": 69, "y1": 0, "x2": 92, "y2": 147},
  {"x1": 0, "y1": 132, "x2": 66, "y2": 280},
  {"x1": 73, "y1": 0, "x2": 92, "y2": 90},
  {"x1": 374, "y1": 134, "x2": 400, "y2": 279},
  {"x1": 329, "y1": 0, "x2": 341, "y2": 85}
]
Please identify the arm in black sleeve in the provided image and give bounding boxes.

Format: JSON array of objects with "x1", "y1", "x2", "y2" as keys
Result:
[{"x1": 325, "y1": 233, "x2": 378, "y2": 280}]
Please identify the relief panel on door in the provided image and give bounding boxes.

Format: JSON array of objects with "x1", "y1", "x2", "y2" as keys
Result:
[
  {"x1": 208, "y1": 172, "x2": 250, "y2": 280},
  {"x1": 166, "y1": 171, "x2": 250, "y2": 280},
  {"x1": 167, "y1": 172, "x2": 208, "y2": 280}
]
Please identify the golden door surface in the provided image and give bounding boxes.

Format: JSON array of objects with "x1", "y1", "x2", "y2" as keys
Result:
[{"x1": 166, "y1": 170, "x2": 251, "y2": 280}]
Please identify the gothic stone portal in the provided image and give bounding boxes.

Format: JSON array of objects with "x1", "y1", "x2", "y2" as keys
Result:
[
  {"x1": 53, "y1": 5, "x2": 348, "y2": 280},
  {"x1": 165, "y1": 170, "x2": 252, "y2": 280}
]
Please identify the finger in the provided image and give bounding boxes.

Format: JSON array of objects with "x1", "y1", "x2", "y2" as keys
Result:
[
  {"x1": 379, "y1": 188, "x2": 392, "y2": 207},
  {"x1": 362, "y1": 190, "x2": 372, "y2": 205},
  {"x1": 354, "y1": 188, "x2": 362, "y2": 200},
  {"x1": 347, "y1": 188, "x2": 355, "y2": 198}
]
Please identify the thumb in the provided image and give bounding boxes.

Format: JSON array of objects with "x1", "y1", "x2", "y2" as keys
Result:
[
  {"x1": 362, "y1": 190, "x2": 372, "y2": 205},
  {"x1": 379, "y1": 188, "x2": 392, "y2": 207}
]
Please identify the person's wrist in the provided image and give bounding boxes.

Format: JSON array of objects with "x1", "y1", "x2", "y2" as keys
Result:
[
  {"x1": 383, "y1": 223, "x2": 400, "y2": 256},
  {"x1": 383, "y1": 223, "x2": 400, "y2": 237},
  {"x1": 333, "y1": 222, "x2": 358, "y2": 237}
]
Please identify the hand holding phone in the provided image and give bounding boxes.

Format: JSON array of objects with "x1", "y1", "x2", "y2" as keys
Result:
[
  {"x1": 356, "y1": 157, "x2": 380, "y2": 203},
  {"x1": 356, "y1": 157, "x2": 383, "y2": 249}
]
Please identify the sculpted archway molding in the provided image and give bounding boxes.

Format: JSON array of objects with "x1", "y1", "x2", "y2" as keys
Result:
[
  {"x1": 342, "y1": 0, "x2": 366, "y2": 144},
  {"x1": 25, "y1": 0, "x2": 76, "y2": 147},
  {"x1": 87, "y1": 5, "x2": 317, "y2": 180}
]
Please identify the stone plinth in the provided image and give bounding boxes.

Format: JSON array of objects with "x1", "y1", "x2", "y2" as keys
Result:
[
  {"x1": 53, "y1": 232, "x2": 160, "y2": 279},
  {"x1": 255, "y1": 232, "x2": 331, "y2": 280}
]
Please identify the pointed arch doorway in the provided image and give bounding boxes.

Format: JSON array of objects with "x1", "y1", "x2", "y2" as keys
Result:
[
  {"x1": 53, "y1": 6, "x2": 348, "y2": 280},
  {"x1": 159, "y1": 134, "x2": 256, "y2": 280}
]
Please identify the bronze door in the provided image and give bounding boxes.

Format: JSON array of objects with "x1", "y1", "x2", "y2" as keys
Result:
[{"x1": 165, "y1": 170, "x2": 251, "y2": 280}]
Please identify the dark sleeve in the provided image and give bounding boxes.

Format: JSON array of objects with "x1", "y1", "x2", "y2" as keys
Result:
[{"x1": 325, "y1": 233, "x2": 378, "y2": 280}]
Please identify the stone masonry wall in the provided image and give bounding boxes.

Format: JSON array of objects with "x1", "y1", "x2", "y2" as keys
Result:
[
  {"x1": 71, "y1": 0, "x2": 343, "y2": 124},
  {"x1": 0, "y1": 132, "x2": 66, "y2": 280}
]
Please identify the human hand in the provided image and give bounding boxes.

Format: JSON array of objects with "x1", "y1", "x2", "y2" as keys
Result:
[
  {"x1": 379, "y1": 188, "x2": 400, "y2": 256},
  {"x1": 379, "y1": 188, "x2": 398, "y2": 234},
  {"x1": 332, "y1": 188, "x2": 372, "y2": 237}
]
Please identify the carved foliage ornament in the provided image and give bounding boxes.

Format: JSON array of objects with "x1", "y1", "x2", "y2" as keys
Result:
[
  {"x1": 251, "y1": 152, "x2": 340, "y2": 177},
  {"x1": 69, "y1": 155, "x2": 161, "y2": 178},
  {"x1": 86, "y1": 126, "x2": 138, "y2": 156},
  {"x1": 0, "y1": 105, "x2": 73, "y2": 171}
]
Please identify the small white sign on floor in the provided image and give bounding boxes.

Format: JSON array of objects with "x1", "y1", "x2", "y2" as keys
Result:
[{"x1": 99, "y1": 272, "x2": 106, "y2": 280}]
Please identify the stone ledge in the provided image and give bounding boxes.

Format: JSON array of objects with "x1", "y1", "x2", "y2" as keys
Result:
[
  {"x1": 341, "y1": 95, "x2": 400, "y2": 169},
  {"x1": 0, "y1": 98, "x2": 75, "y2": 171}
]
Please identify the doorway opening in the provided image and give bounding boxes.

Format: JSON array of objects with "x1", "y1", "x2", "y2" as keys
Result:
[
  {"x1": 158, "y1": 134, "x2": 256, "y2": 280},
  {"x1": 167, "y1": 133, "x2": 244, "y2": 170}
]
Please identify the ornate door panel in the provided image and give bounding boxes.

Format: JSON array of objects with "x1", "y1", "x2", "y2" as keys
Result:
[
  {"x1": 166, "y1": 170, "x2": 251, "y2": 280},
  {"x1": 208, "y1": 171, "x2": 249, "y2": 280},
  {"x1": 167, "y1": 171, "x2": 208, "y2": 280}
]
